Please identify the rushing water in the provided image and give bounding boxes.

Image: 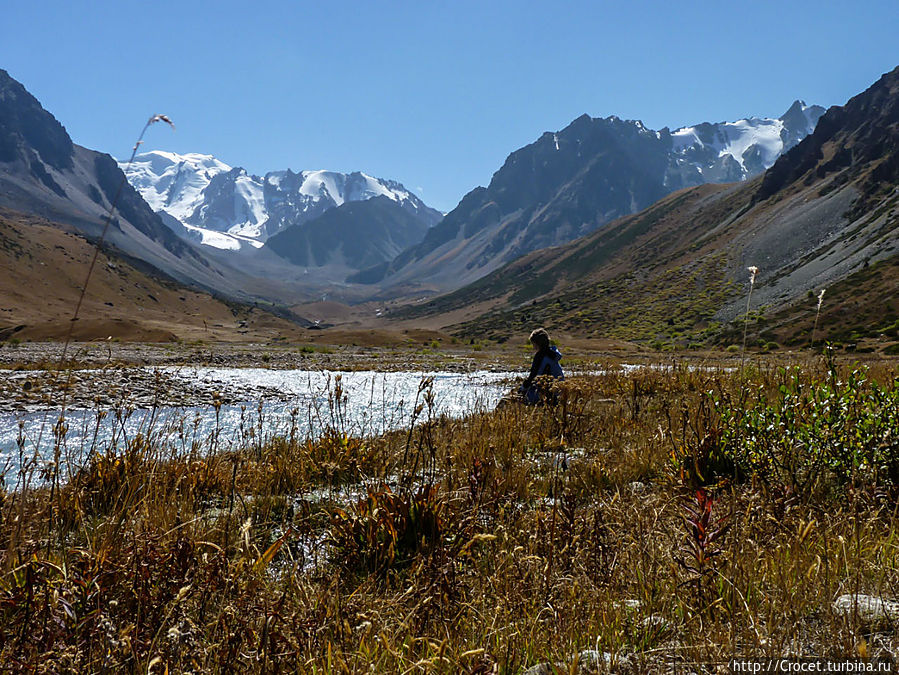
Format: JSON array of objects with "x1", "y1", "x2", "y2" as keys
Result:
[{"x1": 0, "y1": 368, "x2": 514, "y2": 484}]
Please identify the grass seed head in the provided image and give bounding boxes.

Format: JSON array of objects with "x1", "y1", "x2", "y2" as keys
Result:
[
  {"x1": 149, "y1": 113, "x2": 176, "y2": 129},
  {"x1": 747, "y1": 266, "x2": 759, "y2": 285}
]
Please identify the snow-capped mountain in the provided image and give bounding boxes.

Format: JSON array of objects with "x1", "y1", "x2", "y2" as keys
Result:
[
  {"x1": 122, "y1": 151, "x2": 442, "y2": 251},
  {"x1": 0, "y1": 69, "x2": 246, "y2": 297},
  {"x1": 354, "y1": 101, "x2": 826, "y2": 293},
  {"x1": 664, "y1": 100, "x2": 825, "y2": 186}
]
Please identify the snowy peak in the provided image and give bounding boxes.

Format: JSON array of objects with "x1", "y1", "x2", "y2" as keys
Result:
[
  {"x1": 124, "y1": 151, "x2": 265, "y2": 250},
  {"x1": 121, "y1": 151, "x2": 442, "y2": 252},
  {"x1": 778, "y1": 99, "x2": 826, "y2": 148},
  {"x1": 345, "y1": 171, "x2": 413, "y2": 205},
  {"x1": 299, "y1": 170, "x2": 348, "y2": 206},
  {"x1": 779, "y1": 99, "x2": 821, "y2": 125},
  {"x1": 264, "y1": 169, "x2": 415, "y2": 209},
  {"x1": 126, "y1": 151, "x2": 233, "y2": 218},
  {"x1": 665, "y1": 102, "x2": 825, "y2": 183}
]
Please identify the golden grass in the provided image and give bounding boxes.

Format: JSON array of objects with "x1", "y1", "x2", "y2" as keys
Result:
[{"x1": 0, "y1": 357, "x2": 897, "y2": 672}]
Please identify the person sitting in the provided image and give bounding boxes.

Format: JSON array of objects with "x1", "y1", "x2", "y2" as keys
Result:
[{"x1": 519, "y1": 328, "x2": 564, "y2": 404}]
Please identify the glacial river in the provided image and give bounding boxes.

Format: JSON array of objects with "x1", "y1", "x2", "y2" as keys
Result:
[{"x1": 0, "y1": 368, "x2": 515, "y2": 485}]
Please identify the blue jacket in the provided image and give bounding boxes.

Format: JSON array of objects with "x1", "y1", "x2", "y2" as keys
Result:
[{"x1": 520, "y1": 346, "x2": 563, "y2": 402}]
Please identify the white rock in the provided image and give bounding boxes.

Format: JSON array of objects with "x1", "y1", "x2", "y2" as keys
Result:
[{"x1": 833, "y1": 594, "x2": 899, "y2": 626}]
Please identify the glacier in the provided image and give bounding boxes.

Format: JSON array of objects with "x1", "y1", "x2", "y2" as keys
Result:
[{"x1": 121, "y1": 151, "x2": 432, "y2": 252}]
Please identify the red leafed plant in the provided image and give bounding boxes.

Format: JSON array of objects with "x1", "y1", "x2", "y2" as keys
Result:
[{"x1": 676, "y1": 488, "x2": 730, "y2": 611}]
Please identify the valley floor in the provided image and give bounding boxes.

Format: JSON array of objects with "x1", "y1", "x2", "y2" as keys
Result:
[{"x1": 0, "y1": 348, "x2": 897, "y2": 672}]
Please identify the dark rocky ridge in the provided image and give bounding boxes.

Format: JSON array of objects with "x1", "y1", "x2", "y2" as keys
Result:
[
  {"x1": 352, "y1": 102, "x2": 823, "y2": 295},
  {"x1": 266, "y1": 195, "x2": 431, "y2": 270},
  {"x1": 0, "y1": 68, "x2": 73, "y2": 172},
  {"x1": 758, "y1": 65, "x2": 899, "y2": 207}
]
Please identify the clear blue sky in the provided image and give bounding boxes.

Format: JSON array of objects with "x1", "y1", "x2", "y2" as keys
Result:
[{"x1": 2, "y1": 1, "x2": 897, "y2": 212}]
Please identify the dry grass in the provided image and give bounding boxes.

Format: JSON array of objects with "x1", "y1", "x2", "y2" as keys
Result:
[
  {"x1": 0, "y1": 209, "x2": 310, "y2": 344},
  {"x1": 0, "y1": 356, "x2": 897, "y2": 672}
]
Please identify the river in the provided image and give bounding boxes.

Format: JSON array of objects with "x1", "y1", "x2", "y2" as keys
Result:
[{"x1": 0, "y1": 367, "x2": 515, "y2": 485}]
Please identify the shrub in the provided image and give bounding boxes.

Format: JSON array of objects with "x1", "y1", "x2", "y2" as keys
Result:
[{"x1": 714, "y1": 367, "x2": 899, "y2": 497}]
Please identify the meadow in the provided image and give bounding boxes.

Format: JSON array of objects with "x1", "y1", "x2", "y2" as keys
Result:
[{"x1": 0, "y1": 347, "x2": 897, "y2": 673}]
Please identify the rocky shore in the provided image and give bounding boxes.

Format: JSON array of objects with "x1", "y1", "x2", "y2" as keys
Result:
[
  {"x1": 0, "y1": 340, "x2": 512, "y2": 373},
  {"x1": 0, "y1": 366, "x2": 290, "y2": 413},
  {"x1": 0, "y1": 341, "x2": 523, "y2": 413}
]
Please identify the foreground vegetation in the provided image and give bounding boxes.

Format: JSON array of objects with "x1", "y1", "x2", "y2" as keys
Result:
[{"x1": 1, "y1": 353, "x2": 898, "y2": 672}]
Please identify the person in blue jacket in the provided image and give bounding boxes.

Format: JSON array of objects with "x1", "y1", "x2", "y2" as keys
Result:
[{"x1": 519, "y1": 328, "x2": 564, "y2": 404}]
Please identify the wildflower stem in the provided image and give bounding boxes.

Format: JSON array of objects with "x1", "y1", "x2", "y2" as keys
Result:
[
  {"x1": 740, "y1": 268, "x2": 758, "y2": 379},
  {"x1": 44, "y1": 115, "x2": 174, "y2": 554},
  {"x1": 811, "y1": 289, "x2": 826, "y2": 349},
  {"x1": 58, "y1": 115, "x2": 174, "y2": 373}
]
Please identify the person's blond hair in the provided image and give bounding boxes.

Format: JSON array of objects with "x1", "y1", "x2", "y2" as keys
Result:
[{"x1": 529, "y1": 328, "x2": 550, "y2": 349}]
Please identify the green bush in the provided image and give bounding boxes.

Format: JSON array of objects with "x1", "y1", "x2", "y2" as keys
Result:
[{"x1": 714, "y1": 368, "x2": 899, "y2": 496}]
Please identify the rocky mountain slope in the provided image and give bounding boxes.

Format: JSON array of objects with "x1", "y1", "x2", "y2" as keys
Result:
[
  {"x1": 266, "y1": 196, "x2": 431, "y2": 270},
  {"x1": 402, "y1": 68, "x2": 898, "y2": 352},
  {"x1": 122, "y1": 150, "x2": 442, "y2": 253},
  {"x1": 352, "y1": 101, "x2": 823, "y2": 295},
  {"x1": 0, "y1": 68, "x2": 283, "y2": 303}
]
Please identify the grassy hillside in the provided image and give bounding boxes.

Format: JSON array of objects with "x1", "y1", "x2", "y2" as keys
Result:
[{"x1": 441, "y1": 173, "x2": 897, "y2": 353}]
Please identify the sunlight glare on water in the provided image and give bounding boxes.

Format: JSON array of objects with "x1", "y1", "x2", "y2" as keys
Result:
[{"x1": 0, "y1": 368, "x2": 514, "y2": 483}]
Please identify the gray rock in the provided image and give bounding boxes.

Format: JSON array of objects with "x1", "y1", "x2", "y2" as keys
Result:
[
  {"x1": 833, "y1": 594, "x2": 899, "y2": 627},
  {"x1": 640, "y1": 614, "x2": 673, "y2": 636},
  {"x1": 578, "y1": 650, "x2": 613, "y2": 672},
  {"x1": 521, "y1": 663, "x2": 564, "y2": 675}
]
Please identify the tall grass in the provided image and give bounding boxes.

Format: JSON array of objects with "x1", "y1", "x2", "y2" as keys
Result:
[
  {"x1": 1, "y1": 357, "x2": 897, "y2": 670},
  {"x1": 811, "y1": 288, "x2": 826, "y2": 348},
  {"x1": 740, "y1": 265, "x2": 759, "y2": 376}
]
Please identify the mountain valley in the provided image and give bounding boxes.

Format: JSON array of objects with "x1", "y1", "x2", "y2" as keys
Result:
[
  {"x1": 1, "y1": 63, "x2": 897, "y2": 353},
  {"x1": 400, "y1": 67, "x2": 899, "y2": 353}
]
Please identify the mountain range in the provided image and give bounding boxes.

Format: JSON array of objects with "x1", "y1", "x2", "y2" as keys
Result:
[
  {"x1": 0, "y1": 68, "x2": 439, "y2": 309},
  {"x1": 401, "y1": 67, "x2": 899, "y2": 352},
  {"x1": 3, "y1": 61, "x2": 895, "y2": 351},
  {"x1": 349, "y1": 101, "x2": 823, "y2": 295},
  {"x1": 122, "y1": 150, "x2": 442, "y2": 252},
  {"x1": 121, "y1": 103, "x2": 822, "y2": 299}
]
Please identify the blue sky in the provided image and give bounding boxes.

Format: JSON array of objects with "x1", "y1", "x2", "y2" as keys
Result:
[{"x1": 2, "y1": 1, "x2": 897, "y2": 212}]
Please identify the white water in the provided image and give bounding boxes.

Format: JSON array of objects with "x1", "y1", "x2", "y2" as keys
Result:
[{"x1": 0, "y1": 368, "x2": 514, "y2": 485}]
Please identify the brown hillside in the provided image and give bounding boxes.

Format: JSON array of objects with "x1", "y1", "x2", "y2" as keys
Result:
[{"x1": 0, "y1": 208, "x2": 306, "y2": 343}]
